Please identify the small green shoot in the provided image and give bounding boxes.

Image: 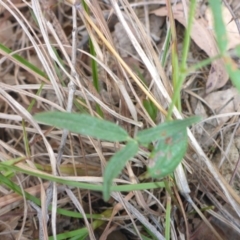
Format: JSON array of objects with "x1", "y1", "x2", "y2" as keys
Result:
[
  {"x1": 0, "y1": 161, "x2": 167, "y2": 193},
  {"x1": 34, "y1": 112, "x2": 200, "y2": 200},
  {"x1": 167, "y1": 0, "x2": 197, "y2": 118}
]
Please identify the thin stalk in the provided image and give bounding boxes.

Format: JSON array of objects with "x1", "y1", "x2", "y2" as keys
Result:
[
  {"x1": 181, "y1": 0, "x2": 198, "y2": 70},
  {"x1": 165, "y1": 195, "x2": 171, "y2": 240},
  {"x1": 167, "y1": 0, "x2": 197, "y2": 118},
  {"x1": 167, "y1": 0, "x2": 180, "y2": 113}
]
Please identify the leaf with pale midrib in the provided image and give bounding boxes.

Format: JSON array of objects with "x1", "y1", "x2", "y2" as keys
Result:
[{"x1": 34, "y1": 112, "x2": 130, "y2": 142}]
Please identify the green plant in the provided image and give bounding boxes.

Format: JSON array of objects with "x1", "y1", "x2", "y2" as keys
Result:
[
  {"x1": 34, "y1": 112, "x2": 200, "y2": 200},
  {"x1": 208, "y1": 0, "x2": 240, "y2": 91}
]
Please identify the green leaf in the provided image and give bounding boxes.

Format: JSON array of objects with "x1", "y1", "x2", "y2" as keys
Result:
[
  {"x1": 147, "y1": 129, "x2": 188, "y2": 178},
  {"x1": 224, "y1": 57, "x2": 240, "y2": 91},
  {"x1": 235, "y1": 45, "x2": 240, "y2": 57},
  {"x1": 34, "y1": 112, "x2": 130, "y2": 142},
  {"x1": 136, "y1": 116, "x2": 200, "y2": 144},
  {"x1": 103, "y1": 140, "x2": 139, "y2": 201},
  {"x1": 209, "y1": 0, "x2": 227, "y2": 54},
  {"x1": 143, "y1": 99, "x2": 157, "y2": 122}
]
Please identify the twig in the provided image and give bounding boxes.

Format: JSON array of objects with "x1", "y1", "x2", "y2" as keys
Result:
[{"x1": 222, "y1": 0, "x2": 240, "y2": 35}]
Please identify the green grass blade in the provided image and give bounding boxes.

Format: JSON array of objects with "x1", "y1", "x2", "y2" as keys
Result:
[
  {"x1": 208, "y1": 0, "x2": 227, "y2": 54},
  {"x1": 90, "y1": 40, "x2": 100, "y2": 92},
  {"x1": 187, "y1": 54, "x2": 220, "y2": 74},
  {"x1": 0, "y1": 172, "x2": 41, "y2": 205},
  {"x1": 160, "y1": 26, "x2": 171, "y2": 67},
  {"x1": 34, "y1": 112, "x2": 130, "y2": 142},
  {"x1": 103, "y1": 140, "x2": 139, "y2": 201},
  {"x1": 171, "y1": 43, "x2": 180, "y2": 110},
  {"x1": 50, "y1": 209, "x2": 113, "y2": 240},
  {"x1": 208, "y1": 0, "x2": 240, "y2": 92},
  {"x1": 147, "y1": 129, "x2": 188, "y2": 178},
  {"x1": 143, "y1": 227, "x2": 158, "y2": 240},
  {"x1": 56, "y1": 208, "x2": 101, "y2": 220},
  {"x1": 167, "y1": 0, "x2": 197, "y2": 118},
  {"x1": 0, "y1": 43, "x2": 48, "y2": 80},
  {"x1": 0, "y1": 162, "x2": 166, "y2": 193},
  {"x1": 224, "y1": 57, "x2": 240, "y2": 90},
  {"x1": 48, "y1": 227, "x2": 89, "y2": 240},
  {"x1": 136, "y1": 116, "x2": 200, "y2": 144},
  {"x1": 1, "y1": 172, "x2": 101, "y2": 220},
  {"x1": 143, "y1": 99, "x2": 158, "y2": 122}
]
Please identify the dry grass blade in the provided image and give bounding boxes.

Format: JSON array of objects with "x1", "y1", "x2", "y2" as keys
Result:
[
  {"x1": 0, "y1": 183, "x2": 49, "y2": 208},
  {"x1": 1, "y1": 0, "x2": 240, "y2": 239}
]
